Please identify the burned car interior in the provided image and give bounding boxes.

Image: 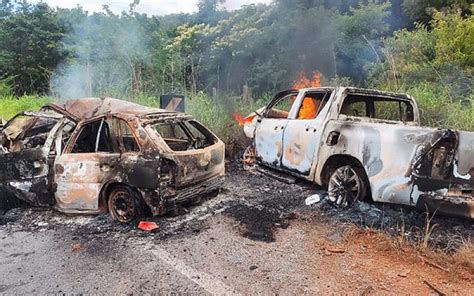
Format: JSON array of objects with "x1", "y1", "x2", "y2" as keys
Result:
[
  {"x1": 69, "y1": 117, "x2": 140, "y2": 154},
  {"x1": 0, "y1": 98, "x2": 225, "y2": 223},
  {"x1": 1, "y1": 112, "x2": 61, "y2": 152},
  {"x1": 151, "y1": 121, "x2": 217, "y2": 152},
  {"x1": 264, "y1": 90, "x2": 331, "y2": 120}
]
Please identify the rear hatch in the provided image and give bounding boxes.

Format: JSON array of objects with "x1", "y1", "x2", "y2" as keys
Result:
[{"x1": 147, "y1": 118, "x2": 225, "y2": 189}]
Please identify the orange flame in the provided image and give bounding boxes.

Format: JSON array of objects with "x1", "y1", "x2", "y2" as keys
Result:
[
  {"x1": 292, "y1": 71, "x2": 321, "y2": 89},
  {"x1": 233, "y1": 112, "x2": 256, "y2": 126}
]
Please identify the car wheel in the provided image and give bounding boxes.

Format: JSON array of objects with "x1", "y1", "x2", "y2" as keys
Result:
[
  {"x1": 327, "y1": 165, "x2": 367, "y2": 208},
  {"x1": 108, "y1": 186, "x2": 142, "y2": 223}
]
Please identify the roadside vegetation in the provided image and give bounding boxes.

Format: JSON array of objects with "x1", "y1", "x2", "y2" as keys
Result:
[{"x1": 0, "y1": 1, "x2": 472, "y2": 136}]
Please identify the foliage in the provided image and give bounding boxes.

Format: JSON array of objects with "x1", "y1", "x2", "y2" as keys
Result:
[
  {"x1": 403, "y1": 82, "x2": 474, "y2": 131},
  {"x1": 0, "y1": 0, "x2": 473, "y2": 136},
  {"x1": 336, "y1": 1, "x2": 392, "y2": 85},
  {"x1": 0, "y1": 1, "x2": 67, "y2": 95},
  {"x1": 402, "y1": 0, "x2": 471, "y2": 24},
  {"x1": 369, "y1": 6, "x2": 473, "y2": 101}
]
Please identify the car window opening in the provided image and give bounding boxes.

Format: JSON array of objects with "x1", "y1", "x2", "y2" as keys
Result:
[
  {"x1": 265, "y1": 91, "x2": 331, "y2": 120},
  {"x1": 71, "y1": 119, "x2": 113, "y2": 153},
  {"x1": 341, "y1": 94, "x2": 415, "y2": 122},
  {"x1": 111, "y1": 118, "x2": 140, "y2": 153},
  {"x1": 152, "y1": 120, "x2": 216, "y2": 152},
  {"x1": 265, "y1": 94, "x2": 296, "y2": 119},
  {"x1": 296, "y1": 92, "x2": 331, "y2": 120}
]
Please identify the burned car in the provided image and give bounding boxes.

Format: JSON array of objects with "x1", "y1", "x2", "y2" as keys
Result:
[
  {"x1": 0, "y1": 98, "x2": 225, "y2": 223},
  {"x1": 241, "y1": 87, "x2": 474, "y2": 218}
]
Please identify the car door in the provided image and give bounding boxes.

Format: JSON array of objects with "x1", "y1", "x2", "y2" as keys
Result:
[
  {"x1": 54, "y1": 116, "x2": 118, "y2": 213},
  {"x1": 280, "y1": 90, "x2": 333, "y2": 176},
  {"x1": 0, "y1": 112, "x2": 63, "y2": 206},
  {"x1": 255, "y1": 91, "x2": 299, "y2": 168}
]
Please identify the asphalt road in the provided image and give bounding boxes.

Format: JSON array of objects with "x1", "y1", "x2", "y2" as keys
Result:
[{"x1": 1, "y1": 164, "x2": 472, "y2": 294}]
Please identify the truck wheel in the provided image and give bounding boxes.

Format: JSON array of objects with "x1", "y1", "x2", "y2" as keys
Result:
[
  {"x1": 327, "y1": 165, "x2": 367, "y2": 208},
  {"x1": 108, "y1": 186, "x2": 142, "y2": 223}
]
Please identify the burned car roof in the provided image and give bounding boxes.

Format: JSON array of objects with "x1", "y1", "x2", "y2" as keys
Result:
[{"x1": 46, "y1": 97, "x2": 183, "y2": 121}]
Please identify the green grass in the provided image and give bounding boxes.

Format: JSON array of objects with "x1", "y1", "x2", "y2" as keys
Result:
[
  {"x1": 1, "y1": 86, "x2": 471, "y2": 153},
  {"x1": 0, "y1": 95, "x2": 51, "y2": 122},
  {"x1": 396, "y1": 83, "x2": 474, "y2": 131}
]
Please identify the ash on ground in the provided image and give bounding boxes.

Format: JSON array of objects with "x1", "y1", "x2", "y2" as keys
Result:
[{"x1": 1, "y1": 161, "x2": 472, "y2": 252}]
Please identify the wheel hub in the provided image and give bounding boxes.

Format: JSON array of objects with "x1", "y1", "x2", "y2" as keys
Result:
[
  {"x1": 328, "y1": 166, "x2": 361, "y2": 207},
  {"x1": 111, "y1": 192, "x2": 136, "y2": 222}
]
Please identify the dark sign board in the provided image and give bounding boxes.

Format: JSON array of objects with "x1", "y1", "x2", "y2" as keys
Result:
[{"x1": 160, "y1": 95, "x2": 185, "y2": 112}]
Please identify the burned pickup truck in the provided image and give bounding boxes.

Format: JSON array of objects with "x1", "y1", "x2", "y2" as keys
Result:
[
  {"x1": 241, "y1": 87, "x2": 474, "y2": 218},
  {"x1": 0, "y1": 98, "x2": 225, "y2": 223}
]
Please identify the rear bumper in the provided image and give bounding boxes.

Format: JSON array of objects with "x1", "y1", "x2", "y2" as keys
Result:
[
  {"x1": 163, "y1": 176, "x2": 224, "y2": 212},
  {"x1": 416, "y1": 194, "x2": 474, "y2": 219}
]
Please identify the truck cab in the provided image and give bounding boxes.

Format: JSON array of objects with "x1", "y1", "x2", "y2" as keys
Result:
[{"x1": 244, "y1": 87, "x2": 474, "y2": 218}]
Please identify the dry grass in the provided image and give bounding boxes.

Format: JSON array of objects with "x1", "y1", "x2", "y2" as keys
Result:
[
  {"x1": 419, "y1": 207, "x2": 439, "y2": 251},
  {"x1": 451, "y1": 240, "x2": 474, "y2": 273},
  {"x1": 341, "y1": 221, "x2": 474, "y2": 277}
]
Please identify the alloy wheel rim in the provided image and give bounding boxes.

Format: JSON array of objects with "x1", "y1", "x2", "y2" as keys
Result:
[{"x1": 328, "y1": 166, "x2": 361, "y2": 207}]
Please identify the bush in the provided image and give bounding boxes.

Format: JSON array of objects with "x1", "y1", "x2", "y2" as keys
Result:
[
  {"x1": 400, "y1": 82, "x2": 474, "y2": 131},
  {"x1": 186, "y1": 92, "x2": 260, "y2": 156}
]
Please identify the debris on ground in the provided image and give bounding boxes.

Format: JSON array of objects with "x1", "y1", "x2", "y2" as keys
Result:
[
  {"x1": 326, "y1": 247, "x2": 345, "y2": 254},
  {"x1": 138, "y1": 221, "x2": 159, "y2": 232},
  {"x1": 72, "y1": 243, "x2": 82, "y2": 252},
  {"x1": 0, "y1": 161, "x2": 472, "y2": 253},
  {"x1": 423, "y1": 280, "x2": 447, "y2": 296},
  {"x1": 305, "y1": 192, "x2": 327, "y2": 205}
]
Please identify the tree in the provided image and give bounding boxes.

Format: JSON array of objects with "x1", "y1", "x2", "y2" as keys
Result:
[
  {"x1": 0, "y1": 1, "x2": 67, "y2": 95},
  {"x1": 369, "y1": 6, "x2": 473, "y2": 100},
  {"x1": 195, "y1": 0, "x2": 226, "y2": 25},
  {"x1": 402, "y1": 0, "x2": 471, "y2": 24}
]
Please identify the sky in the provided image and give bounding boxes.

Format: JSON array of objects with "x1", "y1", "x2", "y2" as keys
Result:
[{"x1": 29, "y1": 0, "x2": 272, "y2": 15}]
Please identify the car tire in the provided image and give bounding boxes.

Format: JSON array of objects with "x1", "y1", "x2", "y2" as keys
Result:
[
  {"x1": 327, "y1": 165, "x2": 368, "y2": 208},
  {"x1": 108, "y1": 186, "x2": 143, "y2": 223}
]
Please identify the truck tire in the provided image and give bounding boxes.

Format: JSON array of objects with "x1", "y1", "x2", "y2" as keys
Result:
[{"x1": 327, "y1": 165, "x2": 368, "y2": 208}]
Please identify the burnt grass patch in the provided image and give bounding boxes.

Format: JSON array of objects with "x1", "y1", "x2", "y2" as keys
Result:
[
  {"x1": 221, "y1": 162, "x2": 312, "y2": 242},
  {"x1": 224, "y1": 203, "x2": 290, "y2": 242},
  {"x1": 315, "y1": 198, "x2": 474, "y2": 252}
]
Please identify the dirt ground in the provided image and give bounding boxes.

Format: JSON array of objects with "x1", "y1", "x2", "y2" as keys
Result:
[{"x1": 0, "y1": 161, "x2": 473, "y2": 294}]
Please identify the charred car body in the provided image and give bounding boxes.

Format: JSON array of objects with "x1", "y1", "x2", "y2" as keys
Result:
[
  {"x1": 242, "y1": 87, "x2": 474, "y2": 218},
  {"x1": 0, "y1": 98, "x2": 225, "y2": 222}
]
